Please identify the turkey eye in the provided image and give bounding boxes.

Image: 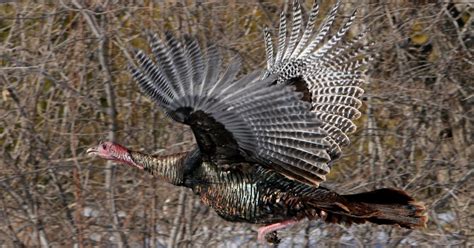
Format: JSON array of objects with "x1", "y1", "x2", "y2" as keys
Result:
[{"x1": 102, "y1": 144, "x2": 107, "y2": 149}]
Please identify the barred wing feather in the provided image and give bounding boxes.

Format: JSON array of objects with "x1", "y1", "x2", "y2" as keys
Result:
[
  {"x1": 130, "y1": 33, "x2": 331, "y2": 186},
  {"x1": 264, "y1": 0, "x2": 373, "y2": 162}
]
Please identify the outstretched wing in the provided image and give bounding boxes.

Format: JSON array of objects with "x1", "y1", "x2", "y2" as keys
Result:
[
  {"x1": 263, "y1": 0, "x2": 373, "y2": 163},
  {"x1": 130, "y1": 33, "x2": 331, "y2": 186}
]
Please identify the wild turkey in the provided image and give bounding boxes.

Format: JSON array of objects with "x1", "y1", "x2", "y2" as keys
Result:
[{"x1": 87, "y1": 0, "x2": 427, "y2": 243}]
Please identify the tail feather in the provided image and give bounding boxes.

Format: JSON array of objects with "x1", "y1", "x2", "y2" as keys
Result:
[{"x1": 310, "y1": 188, "x2": 427, "y2": 229}]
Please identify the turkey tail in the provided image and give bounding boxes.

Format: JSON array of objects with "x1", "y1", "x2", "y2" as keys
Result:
[{"x1": 311, "y1": 188, "x2": 427, "y2": 229}]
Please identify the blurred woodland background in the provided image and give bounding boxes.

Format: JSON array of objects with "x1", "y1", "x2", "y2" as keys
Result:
[{"x1": 0, "y1": 0, "x2": 472, "y2": 247}]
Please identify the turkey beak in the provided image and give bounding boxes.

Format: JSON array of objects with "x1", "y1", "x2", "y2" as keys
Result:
[{"x1": 86, "y1": 147, "x2": 98, "y2": 156}]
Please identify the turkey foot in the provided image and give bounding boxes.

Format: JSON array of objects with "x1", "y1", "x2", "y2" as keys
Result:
[
  {"x1": 265, "y1": 231, "x2": 280, "y2": 245},
  {"x1": 257, "y1": 219, "x2": 297, "y2": 243}
]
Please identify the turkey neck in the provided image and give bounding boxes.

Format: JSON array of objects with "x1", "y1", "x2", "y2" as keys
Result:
[{"x1": 129, "y1": 150, "x2": 190, "y2": 185}]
